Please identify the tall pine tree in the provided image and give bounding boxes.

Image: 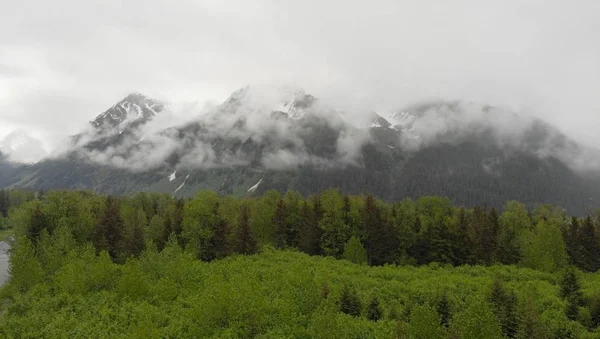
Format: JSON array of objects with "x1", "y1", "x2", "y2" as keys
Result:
[
  {"x1": 577, "y1": 216, "x2": 600, "y2": 272},
  {"x1": 236, "y1": 204, "x2": 257, "y2": 255},
  {"x1": 363, "y1": 195, "x2": 398, "y2": 266},
  {"x1": 94, "y1": 196, "x2": 124, "y2": 261}
]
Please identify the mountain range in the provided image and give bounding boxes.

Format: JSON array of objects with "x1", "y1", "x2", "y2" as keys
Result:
[{"x1": 2, "y1": 85, "x2": 600, "y2": 215}]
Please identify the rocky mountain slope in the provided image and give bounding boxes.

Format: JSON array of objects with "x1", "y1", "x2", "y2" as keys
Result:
[{"x1": 4, "y1": 86, "x2": 600, "y2": 215}]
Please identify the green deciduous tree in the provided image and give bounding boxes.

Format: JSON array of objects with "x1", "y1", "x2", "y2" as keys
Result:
[
  {"x1": 9, "y1": 236, "x2": 44, "y2": 292},
  {"x1": 408, "y1": 304, "x2": 448, "y2": 339},
  {"x1": 343, "y1": 236, "x2": 367, "y2": 265},
  {"x1": 521, "y1": 220, "x2": 568, "y2": 273},
  {"x1": 450, "y1": 299, "x2": 503, "y2": 339}
]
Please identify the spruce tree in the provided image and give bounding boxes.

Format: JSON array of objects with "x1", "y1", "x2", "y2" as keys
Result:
[
  {"x1": 577, "y1": 216, "x2": 600, "y2": 272},
  {"x1": 340, "y1": 284, "x2": 362, "y2": 317},
  {"x1": 236, "y1": 204, "x2": 257, "y2": 255},
  {"x1": 489, "y1": 279, "x2": 518, "y2": 338},
  {"x1": 367, "y1": 296, "x2": 383, "y2": 321},
  {"x1": 564, "y1": 217, "x2": 581, "y2": 266},
  {"x1": 560, "y1": 269, "x2": 583, "y2": 303},
  {"x1": 211, "y1": 215, "x2": 231, "y2": 260},
  {"x1": 29, "y1": 202, "x2": 48, "y2": 244},
  {"x1": 298, "y1": 201, "x2": 319, "y2": 255},
  {"x1": 273, "y1": 198, "x2": 288, "y2": 249},
  {"x1": 517, "y1": 296, "x2": 550, "y2": 339},
  {"x1": 496, "y1": 227, "x2": 521, "y2": 265},
  {"x1": 588, "y1": 294, "x2": 600, "y2": 329},
  {"x1": 94, "y1": 196, "x2": 124, "y2": 260},
  {"x1": 0, "y1": 189, "x2": 8, "y2": 217},
  {"x1": 437, "y1": 293, "x2": 451, "y2": 329},
  {"x1": 159, "y1": 211, "x2": 172, "y2": 251},
  {"x1": 454, "y1": 208, "x2": 473, "y2": 265},
  {"x1": 560, "y1": 269, "x2": 583, "y2": 321},
  {"x1": 363, "y1": 195, "x2": 398, "y2": 265}
]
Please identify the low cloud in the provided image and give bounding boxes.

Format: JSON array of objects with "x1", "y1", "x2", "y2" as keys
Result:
[{"x1": 47, "y1": 85, "x2": 600, "y2": 175}]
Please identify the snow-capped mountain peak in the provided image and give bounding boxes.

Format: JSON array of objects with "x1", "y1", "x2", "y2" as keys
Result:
[
  {"x1": 218, "y1": 85, "x2": 315, "y2": 120},
  {"x1": 91, "y1": 93, "x2": 165, "y2": 131},
  {"x1": 388, "y1": 111, "x2": 418, "y2": 130},
  {"x1": 369, "y1": 112, "x2": 392, "y2": 129}
]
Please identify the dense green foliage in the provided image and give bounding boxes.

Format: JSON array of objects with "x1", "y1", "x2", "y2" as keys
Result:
[{"x1": 3, "y1": 188, "x2": 600, "y2": 337}]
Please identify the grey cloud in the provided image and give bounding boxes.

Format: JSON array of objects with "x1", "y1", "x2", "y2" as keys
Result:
[{"x1": 1, "y1": 0, "x2": 600, "y2": 162}]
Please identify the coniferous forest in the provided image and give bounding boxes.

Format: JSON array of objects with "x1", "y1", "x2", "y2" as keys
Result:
[{"x1": 3, "y1": 189, "x2": 600, "y2": 337}]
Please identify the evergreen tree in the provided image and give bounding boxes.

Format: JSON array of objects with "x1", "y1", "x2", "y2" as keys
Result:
[
  {"x1": 284, "y1": 191, "x2": 302, "y2": 247},
  {"x1": 340, "y1": 284, "x2": 362, "y2": 317},
  {"x1": 28, "y1": 202, "x2": 48, "y2": 244},
  {"x1": 211, "y1": 203, "x2": 231, "y2": 260},
  {"x1": 517, "y1": 296, "x2": 550, "y2": 339},
  {"x1": 588, "y1": 294, "x2": 600, "y2": 329},
  {"x1": 437, "y1": 293, "x2": 451, "y2": 329},
  {"x1": 423, "y1": 222, "x2": 459, "y2": 265},
  {"x1": 560, "y1": 269, "x2": 583, "y2": 303},
  {"x1": 454, "y1": 208, "x2": 473, "y2": 265},
  {"x1": 366, "y1": 296, "x2": 383, "y2": 321},
  {"x1": 560, "y1": 269, "x2": 583, "y2": 321},
  {"x1": 298, "y1": 201, "x2": 319, "y2": 255},
  {"x1": 564, "y1": 217, "x2": 581, "y2": 267},
  {"x1": 119, "y1": 207, "x2": 146, "y2": 260},
  {"x1": 0, "y1": 189, "x2": 8, "y2": 217},
  {"x1": 489, "y1": 279, "x2": 519, "y2": 338},
  {"x1": 471, "y1": 206, "x2": 500, "y2": 265},
  {"x1": 577, "y1": 216, "x2": 600, "y2": 272},
  {"x1": 363, "y1": 195, "x2": 398, "y2": 265},
  {"x1": 394, "y1": 199, "x2": 419, "y2": 264},
  {"x1": 273, "y1": 198, "x2": 288, "y2": 249},
  {"x1": 410, "y1": 216, "x2": 430, "y2": 265},
  {"x1": 319, "y1": 189, "x2": 348, "y2": 258},
  {"x1": 94, "y1": 196, "x2": 124, "y2": 260},
  {"x1": 236, "y1": 204, "x2": 257, "y2": 255},
  {"x1": 172, "y1": 199, "x2": 184, "y2": 238},
  {"x1": 496, "y1": 227, "x2": 521, "y2": 265}
]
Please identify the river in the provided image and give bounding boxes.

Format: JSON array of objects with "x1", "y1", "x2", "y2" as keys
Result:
[{"x1": 0, "y1": 241, "x2": 10, "y2": 285}]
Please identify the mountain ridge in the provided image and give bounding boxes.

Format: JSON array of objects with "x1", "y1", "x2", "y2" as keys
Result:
[{"x1": 4, "y1": 86, "x2": 600, "y2": 215}]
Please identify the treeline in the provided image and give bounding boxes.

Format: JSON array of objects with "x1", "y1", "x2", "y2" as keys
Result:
[
  {"x1": 6, "y1": 188, "x2": 600, "y2": 337},
  {"x1": 4, "y1": 188, "x2": 600, "y2": 274}
]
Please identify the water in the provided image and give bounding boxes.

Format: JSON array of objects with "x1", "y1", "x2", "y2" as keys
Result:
[{"x1": 0, "y1": 241, "x2": 10, "y2": 285}]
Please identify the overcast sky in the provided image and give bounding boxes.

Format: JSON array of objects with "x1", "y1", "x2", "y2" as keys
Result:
[{"x1": 1, "y1": 0, "x2": 600, "y2": 153}]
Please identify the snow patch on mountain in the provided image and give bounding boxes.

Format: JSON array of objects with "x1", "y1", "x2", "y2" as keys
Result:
[
  {"x1": 247, "y1": 178, "x2": 262, "y2": 193},
  {"x1": 91, "y1": 93, "x2": 165, "y2": 132},
  {"x1": 174, "y1": 174, "x2": 190, "y2": 195}
]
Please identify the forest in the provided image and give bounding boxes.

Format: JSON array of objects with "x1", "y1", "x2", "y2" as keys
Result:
[{"x1": 2, "y1": 188, "x2": 600, "y2": 337}]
